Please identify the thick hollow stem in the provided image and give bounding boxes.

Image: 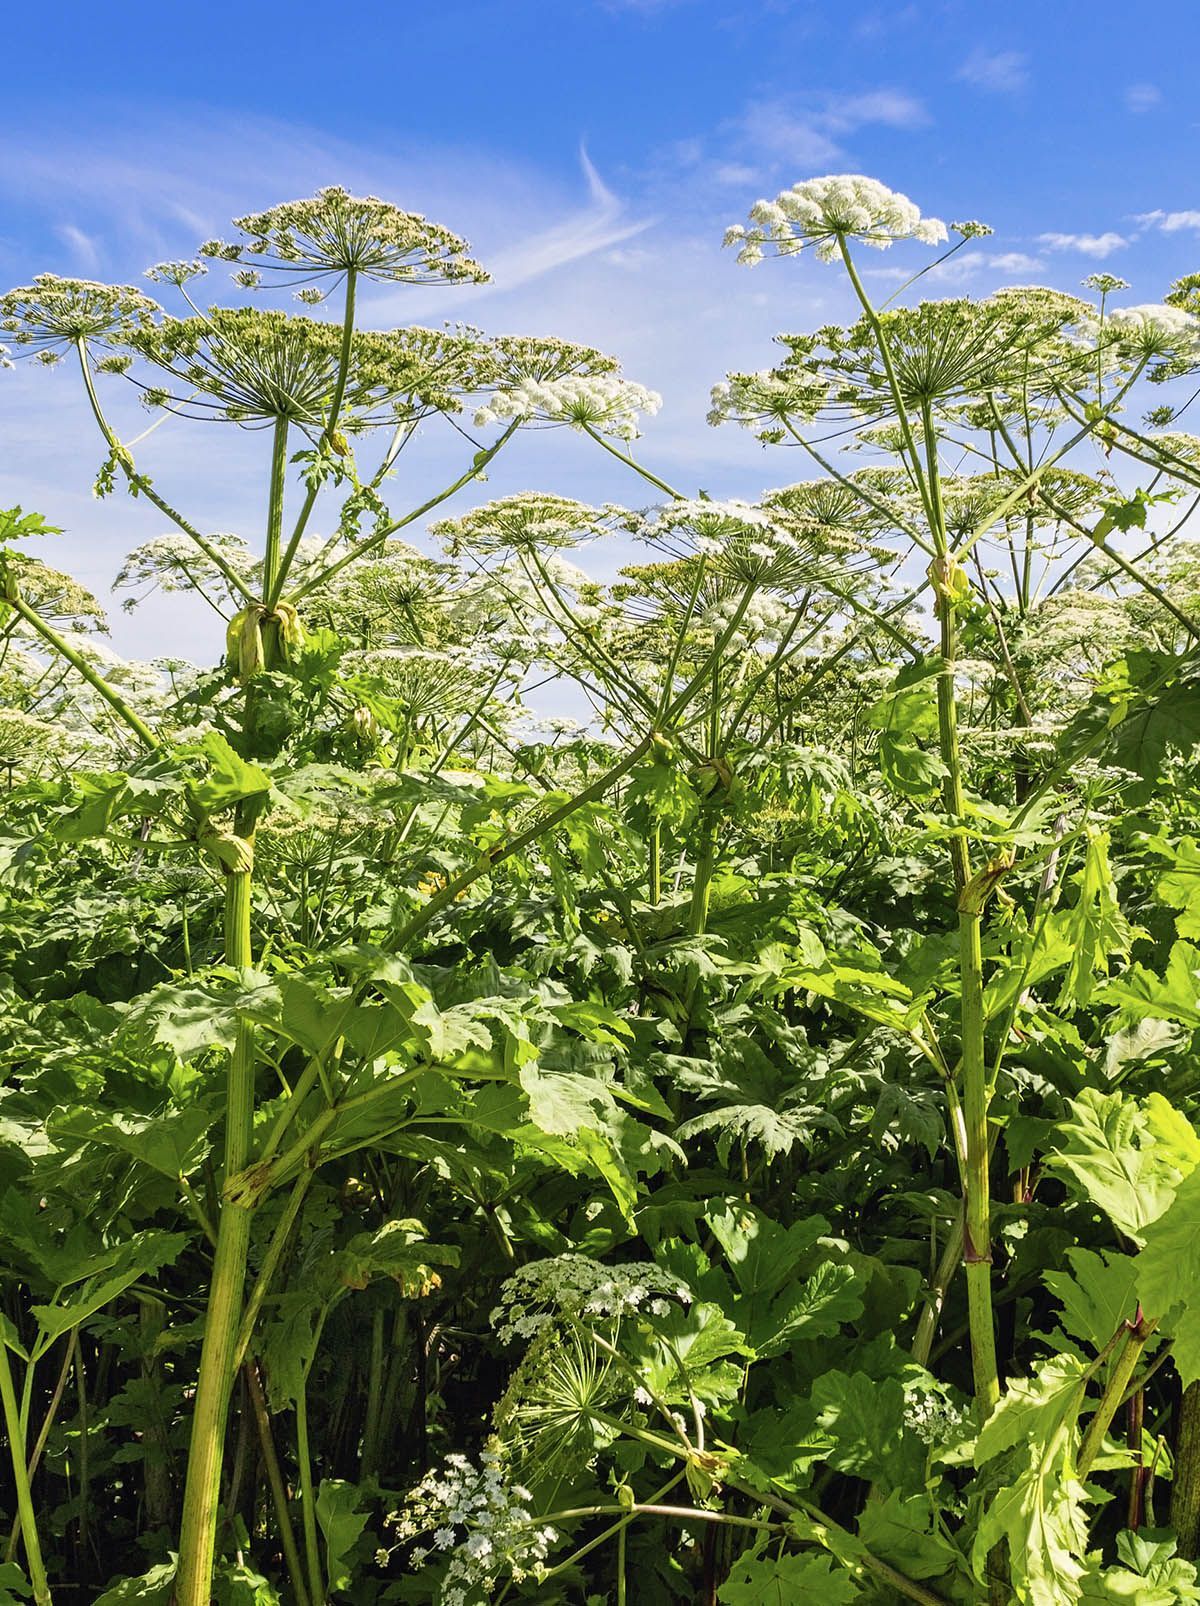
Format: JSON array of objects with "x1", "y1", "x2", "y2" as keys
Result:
[
  {"x1": 1172, "y1": 1381, "x2": 1200, "y2": 1559},
  {"x1": 0, "y1": 1339, "x2": 51, "y2": 1605},
  {"x1": 261, "y1": 417, "x2": 290, "y2": 605},
  {"x1": 174, "y1": 869, "x2": 256, "y2": 1606},
  {"x1": 1077, "y1": 1317, "x2": 1158, "y2": 1480},
  {"x1": 930, "y1": 505, "x2": 999, "y2": 1417}
]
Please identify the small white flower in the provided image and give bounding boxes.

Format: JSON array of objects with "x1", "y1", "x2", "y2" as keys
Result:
[{"x1": 726, "y1": 174, "x2": 948, "y2": 266}]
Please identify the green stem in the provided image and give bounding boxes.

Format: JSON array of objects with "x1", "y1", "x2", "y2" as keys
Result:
[
  {"x1": 648, "y1": 822, "x2": 662, "y2": 904},
  {"x1": 392, "y1": 732, "x2": 655, "y2": 950},
  {"x1": 688, "y1": 808, "x2": 719, "y2": 937},
  {"x1": 245, "y1": 1362, "x2": 311, "y2": 1606},
  {"x1": 269, "y1": 270, "x2": 358, "y2": 605},
  {"x1": 359, "y1": 1309, "x2": 386, "y2": 1480},
  {"x1": 286, "y1": 421, "x2": 520, "y2": 604},
  {"x1": 911, "y1": 1206, "x2": 965, "y2": 1368},
  {"x1": 1077, "y1": 1317, "x2": 1158, "y2": 1479},
  {"x1": 261, "y1": 415, "x2": 291, "y2": 604},
  {"x1": 837, "y1": 237, "x2": 933, "y2": 526},
  {"x1": 232, "y1": 1169, "x2": 315, "y2": 1372},
  {"x1": 174, "y1": 868, "x2": 256, "y2": 1606},
  {"x1": 1171, "y1": 1381, "x2": 1200, "y2": 1560},
  {"x1": 8, "y1": 592, "x2": 159, "y2": 750},
  {"x1": 296, "y1": 1374, "x2": 325, "y2": 1606},
  {"x1": 0, "y1": 1339, "x2": 51, "y2": 1604},
  {"x1": 921, "y1": 395, "x2": 1000, "y2": 1421},
  {"x1": 75, "y1": 342, "x2": 255, "y2": 605},
  {"x1": 579, "y1": 423, "x2": 684, "y2": 497}
]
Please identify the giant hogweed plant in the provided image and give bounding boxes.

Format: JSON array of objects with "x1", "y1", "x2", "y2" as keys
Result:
[{"x1": 0, "y1": 176, "x2": 1199, "y2": 1605}]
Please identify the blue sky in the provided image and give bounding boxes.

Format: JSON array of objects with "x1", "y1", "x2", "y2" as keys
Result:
[{"x1": 4, "y1": 0, "x2": 1200, "y2": 661}]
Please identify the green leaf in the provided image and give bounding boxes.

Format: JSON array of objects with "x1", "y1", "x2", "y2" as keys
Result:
[
  {"x1": 976, "y1": 1354, "x2": 1088, "y2": 1466},
  {"x1": 737, "y1": 1405, "x2": 833, "y2": 1492},
  {"x1": 1099, "y1": 941, "x2": 1200, "y2": 1030},
  {"x1": 865, "y1": 660, "x2": 948, "y2": 798},
  {"x1": 0, "y1": 1563, "x2": 31, "y2": 1605},
  {"x1": 1080, "y1": 1529, "x2": 1200, "y2": 1602},
  {"x1": 761, "y1": 1261, "x2": 864, "y2": 1357},
  {"x1": 1044, "y1": 1248, "x2": 1140, "y2": 1355},
  {"x1": 1053, "y1": 830, "x2": 1137, "y2": 1008},
  {"x1": 1156, "y1": 837, "x2": 1200, "y2": 938},
  {"x1": 92, "y1": 1562, "x2": 176, "y2": 1604},
  {"x1": 30, "y1": 1231, "x2": 188, "y2": 1344},
  {"x1": 1138, "y1": 1165, "x2": 1200, "y2": 1385},
  {"x1": 717, "y1": 1546, "x2": 857, "y2": 1605},
  {"x1": 857, "y1": 1490, "x2": 965, "y2": 1582},
  {"x1": 974, "y1": 1355, "x2": 1091, "y2": 1606},
  {"x1": 333, "y1": 1219, "x2": 459, "y2": 1295},
  {"x1": 810, "y1": 1371, "x2": 920, "y2": 1489},
  {"x1": 214, "y1": 1561, "x2": 281, "y2": 1605},
  {"x1": 316, "y1": 1478, "x2": 370, "y2": 1594},
  {"x1": 47, "y1": 1105, "x2": 217, "y2": 1178},
  {"x1": 185, "y1": 730, "x2": 272, "y2": 814},
  {"x1": 1044, "y1": 1089, "x2": 1187, "y2": 1243}
]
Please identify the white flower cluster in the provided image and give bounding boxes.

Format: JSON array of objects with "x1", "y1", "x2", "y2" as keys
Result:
[
  {"x1": 903, "y1": 1386, "x2": 970, "y2": 1449},
  {"x1": 708, "y1": 369, "x2": 828, "y2": 433},
  {"x1": 699, "y1": 591, "x2": 794, "y2": 649},
  {"x1": 144, "y1": 260, "x2": 208, "y2": 287},
  {"x1": 642, "y1": 497, "x2": 775, "y2": 535},
  {"x1": 474, "y1": 375, "x2": 662, "y2": 440},
  {"x1": 724, "y1": 175, "x2": 947, "y2": 266},
  {"x1": 491, "y1": 1254, "x2": 691, "y2": 1344},
  {"x1": 0, "y1": 709, "x2": 66, "y2": 766},
  {"x1": 433, "y1": 492, "x2": 611, "y2": 557},
  {"x1": 1105, "y1": 302, "x2": 1200, "y2": 361},
  {"x1": 388, "y1": 1445, "x2": 557, "y2": 1605}
]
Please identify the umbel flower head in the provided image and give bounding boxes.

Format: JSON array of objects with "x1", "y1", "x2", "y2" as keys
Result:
[
  {"x1": 129, "y1": 310, "x2": 480, "y2": 428},
  {"x1": 636, "y1": 495, "x2": 879, "y2": 592},
  {"x1": 432, "y1": 492, "x2": 616, "y2": 556},
  {"x1": 718, "y1": 293, "x2": 1094, "y2": 435},
  {"x1": 724, "y1": 174, "x2": 948, "y2": 266},
  {"x1": 0, "y1": 274, "x2": 161, "y2": 358},
  {"x1": 1103, "y1": 302, "x2": 1200, "y2": 369},
  {"x1": 199, "y1": 186, "x2": 489, "y2": 285},
  {"x1": 474, "y1": 372, "x2": 662, "y2": 441}
]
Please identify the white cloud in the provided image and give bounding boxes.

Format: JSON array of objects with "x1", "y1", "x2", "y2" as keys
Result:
[
  {"x1": 1038, "y1": 231, "x2": 1128, "y2": 258},
  {"x1": 736, "y1": 87, "x2": 928, "y2": 168},
  {"x1": 1124, "y1": 83, "x2": 1162, "y2": 114},
  {"x1": 711, "y1": 162, "x2": 760, "y2": 186},
  {"x1": 1136, "y1": 208, "x2": 1200, "y2": 233},
  {"x1": 823, "y1": 89, "x2": 929, "y2": 131},
  {"x1": 54, "y1": 223, "x2": 100, "y2": 268},
  {"x1": 957, "y1": 49, "x2": 1029, "y2": 94},
  {"x1": 437, "y1": 147, "x2": 654, "y2": 301},
  {"x1": 867, "y1": 249, "x2": 1043, "y2": 286}
]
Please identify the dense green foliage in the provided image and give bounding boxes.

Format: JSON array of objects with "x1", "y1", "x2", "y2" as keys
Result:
[{"x1": 3, "y1": 178, "x2": 1200, "y2": 1604}]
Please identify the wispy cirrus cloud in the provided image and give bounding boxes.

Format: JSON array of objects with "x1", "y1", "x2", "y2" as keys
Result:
[
  {"x1": 956, "y1": 48, "x2": 1029, "y2": 94},
  {"x1": 54, "y1": 223, "x2": 101, "y2": 269}
]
